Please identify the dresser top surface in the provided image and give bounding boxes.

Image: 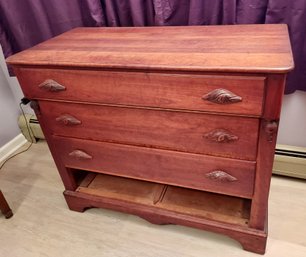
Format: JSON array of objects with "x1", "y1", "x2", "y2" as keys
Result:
[{"x1": 7, "y1": 24, "x2": 293, "y2": 73}]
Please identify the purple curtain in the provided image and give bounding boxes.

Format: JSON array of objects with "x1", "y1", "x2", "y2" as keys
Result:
[
  {"x1": 0, "y1": 0, "x2": 104, "y2": 57},
  {"x1": 1, "y1": 0, "x2": 305, "y2": 93}
]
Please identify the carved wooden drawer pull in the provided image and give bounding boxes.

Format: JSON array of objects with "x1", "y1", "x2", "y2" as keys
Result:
[
  {"x1": 38, "y1": 79, "x2": 66, "y2": 92},
  {"x1": 264, "y1": 120, "x2": 278, "y2": 142},
  {"x1": 202, "y1": 88, "x2": 242, "y2": 104},
  {"x1": 203, "y1": 129, "x2": 239, "y2": 143},
  {"x1": 56, "y1": 114, "x2": 81, "y2": 126},
  {"x1": 206, "y1": 170, "x2": 238, "y2": 182},
  {"x1": 69, "y1": 150, "x2": 92, "y2": 160}
]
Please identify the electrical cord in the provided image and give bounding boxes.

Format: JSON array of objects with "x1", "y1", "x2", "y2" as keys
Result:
[{"x1": 0, "y1": 102, "x2": 35, "y2": 170}]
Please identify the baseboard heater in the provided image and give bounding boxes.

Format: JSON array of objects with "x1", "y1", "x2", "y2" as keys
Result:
[
  {"x1": 273, "y1": 144, "x2": 306, "y2": 179},
  {"x1": 19, "y1": 115, "x2": 305, "y2": 179},
  {"x1": 18, "y1": 114, "x2": 45, "y2": 143}
]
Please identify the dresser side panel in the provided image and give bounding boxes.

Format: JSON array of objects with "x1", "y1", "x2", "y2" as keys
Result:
[{"x1": 249, "y1": 74, "x2": 286, "y2": 229}]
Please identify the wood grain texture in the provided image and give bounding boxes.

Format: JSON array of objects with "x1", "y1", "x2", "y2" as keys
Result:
[
  {"x1": 6, "y1": 25, "x2": 293, "y2": 73},
  {"x1": 5, "y1": 25, "x2": 293, "y2": 254},
  {"x1": 64, "y1": 189, "x2": 267, "y2": 254},
  {"x1": 53, "y1": 136, "x2": 256, "y2": 199},
  {"x1": 30, "y1": 101, "x2": 78, "y2": 191},
  {"x1": 249, "y1": 74, "x2": 287, "y2": 230},
  {"x1": 76, "y1": 173, "x2": 250, "y2": 226},
  {"x1": 39, "y1": 101, "x2": 259, "y2": 160},
  {"x1": 78, "y1": 174, "x2": 161, "y2": 207},
  {"x1": 14, "y1": 67, "x2": 265, "y2": 116},
  {"x1": 4, "y1": 142, "x2": 306, "y2": 256}
]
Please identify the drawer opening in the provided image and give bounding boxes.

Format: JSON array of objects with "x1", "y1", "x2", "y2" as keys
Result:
[{"x1": 71, "y1": 169, "x2": 251, "y2": 227}]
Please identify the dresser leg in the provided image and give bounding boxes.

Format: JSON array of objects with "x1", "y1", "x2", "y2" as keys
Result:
[
  {"x1": 231, "y1": 231, "x2": 267, "y2": 255},
  {"x1": 63, "y1": 191, "x2": 92, "y2": 212},
  {"x1": 0, "y1": 190, "x2": 13, "y2": 219},
  {"x1": 240, "y1": 237, "x2": 267, "y2": 255}
]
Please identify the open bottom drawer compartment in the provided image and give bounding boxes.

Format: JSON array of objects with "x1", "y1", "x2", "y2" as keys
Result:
[{"x1": 73, "y1": 172, "x2": 251, "y2": 227}]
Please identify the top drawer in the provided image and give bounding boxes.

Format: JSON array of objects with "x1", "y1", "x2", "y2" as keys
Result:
[{"x1": 15, "y1": 68, "x2": 265, "y2": 116}]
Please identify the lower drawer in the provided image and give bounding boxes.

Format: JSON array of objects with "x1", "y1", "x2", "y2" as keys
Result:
[
  {"x1": 53, "y1": 136, "x2": 255, "y2": 198},
  {"x1": 75, "y1": 173, "x2": 251, "y2": 226}
]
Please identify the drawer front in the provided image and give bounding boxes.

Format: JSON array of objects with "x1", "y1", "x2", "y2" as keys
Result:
[
  {"x1": 40, "y1": 101, "x2": 259, "y2": 160},
  {"x1": 53, "y1": 136, "x2": 255, "y2": 198},
  {"x1": 15, "y1": 68, "x2": 265, "y2": 116}
]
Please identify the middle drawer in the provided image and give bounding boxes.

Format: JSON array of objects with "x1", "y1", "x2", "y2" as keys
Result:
[{"x1": 39, "y1": 101, "x2": 259, "y2": 160}]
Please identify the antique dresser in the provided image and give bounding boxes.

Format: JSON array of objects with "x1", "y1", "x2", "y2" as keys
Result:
[{"x1": 7, "y1": 24, "x2": 293, "y2": 254}]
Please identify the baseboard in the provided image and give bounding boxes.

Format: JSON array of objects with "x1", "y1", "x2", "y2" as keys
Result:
[
  {"x1": 0, "y1": 134, "x2": 27, "y2": 164},
  {"x1": 273, "y1": 144, "x2": 306, "y2": 179}
]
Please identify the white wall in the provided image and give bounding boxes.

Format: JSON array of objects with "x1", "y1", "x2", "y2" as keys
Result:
[
  {"x1": 0, "y1": 46, "x2": 21, "y2": 147},
  {"x1": 277, "y1": 90, "x2": 306, "y2": 147}
]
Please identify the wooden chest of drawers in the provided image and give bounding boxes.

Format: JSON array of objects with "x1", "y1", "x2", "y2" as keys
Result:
[{"x1": 7, "y1": 25, "x2": 293, "y2": 254}]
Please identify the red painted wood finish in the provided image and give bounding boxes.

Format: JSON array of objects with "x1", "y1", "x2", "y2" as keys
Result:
[
  {"x1": 39, "y1": 101, "x2": 259, "y2": 160},
  {"x1": 6, "y1": 25, "x2": 293, "y2": 73},
  {"x1": 14, "y1": 68, "x2": 265, "y2": 116},
  {"x1": 53, "y1": 136, "x2": 256, "y2": 198},
  {"x1": 249, "y1": 74, "x2": 287, "y2": 230},
  {"x1": 6, "y1": 25, "x2": 294, "y2": 254}
]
